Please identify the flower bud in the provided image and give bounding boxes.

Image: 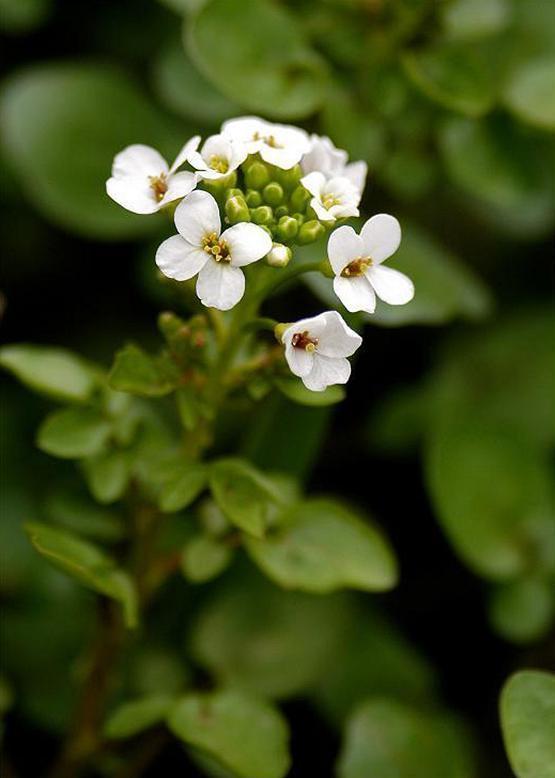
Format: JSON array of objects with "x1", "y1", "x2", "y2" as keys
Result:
[
  {"x1": 204, "y1": 172, "x2": 237, "y2": 198},
  {"x1": 289, "y1": 185, "x2": 310, "y2": 212},
  {"x1": 274, "y1": 322, "x2": 291, "y2": 342},
  {"x1": 245, "y1": 161, "x2": 271, "y2": 190},
  {"x1": 225, "y1": 187, "x2": 244, "y2": 200},
  {"x1": 265, "y1": 242, "x2": 292, "y2": 268},
  {"x1": 250, "y1": 205, "x2": 274, "y2": 225},
  {"x1": 292, "y1": 212, "x2": 305, "y2": 225},
  {"x1": 297, "y1": 219, "x2": 326, "y2": 245},
  {"x1": 225, "y1": 195, "x2": 250, "y2": 224},
  {"x1": 158, "y1": 311, "x2": 184, "y2": 342},
  {"x1": 274, "y1": 205, "x2": 289, "y2": 219},
  {"x1": 274, "y1": 164, "x2": 303, "y2": 191},
  {"x1": 245, "y1": 189, "x2": 263, "y2": 208},
  {"x1": 276, "y1": 215, "x2": 299, "y2": 242},
  {"x1": 263, "y1": 182, "x2": 285, "y2": 207}
]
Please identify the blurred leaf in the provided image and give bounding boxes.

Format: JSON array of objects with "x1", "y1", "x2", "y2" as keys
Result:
[
  {"x1": 321, "y1": 88, "x2": 386, "y2": 168},
  {"x1": 109, "y1": 344, "x2": 178, "y2": 397},
  {"x1": 489, "y1": 577, "x2": 555, "y2": 644},
  {"x1": 45, "y1": 489, "x2": 126, "y2": 542},
  {"x1": 503, "y1": 57, "x2": 555, "y2": 131},
  {"x1": 180, "y1": 535, "x2": 233, "y2": 582},
  {"x1": 105, "y1": 694, "x2": 174, "y2": 739},
  {"x1": 0, "y1": 0, "x2": 51, "y2": 34},
  {"x1": 168, "y1": 689, "x2": 290, "y2": 778},
  {"x1": 210, "y1": 458, "x2": 284, "y2": 538},
  {"x1": 246, "y1": 498, "x2": 398, "y2": 593},
  {"x1": 381, "y1": 148, "x2": 438, "y2": 201},
  {"x1": 159, "y1": 463, "x2": 209, "y2": 512},
  {"x1": 440, "y1": 0, "x2": 511, "y2": 41},
  {"x1": 402, "y1": 43, "x2": 495, "y2": 117},
  {"x1": 25, "y1": 522, "x2": 138, "y2": 627},
  {"x1": 187, "y1": 0, "x2": 328, "y2": 120},
  {"x1": 37, "y1": 407, "x2": 111, "y2": 459},
  {"x1": 82, "y1": 449, "x2": 131, "y2": 504},
  {"x1": 0, "y1": 63, "x2": 175, "y2": 238},
  {"x1": 337, "y1": 699, "x2": 475, "y2": 778},
  {"x1": 0, "y1": 344, "x2": 99, "y2": 403},
  {"x1": 500, "y1": 670, "x2": 555, "y2": 778},
  {"x1": 128, "y1": 646, "x2": 191, "y2": 697},
  {"x1": 367, "y1": 385, "x2": 429, "y2": 454},
  {"x1": 274, "y1": 378, "x2": 345, "y2": 407}
]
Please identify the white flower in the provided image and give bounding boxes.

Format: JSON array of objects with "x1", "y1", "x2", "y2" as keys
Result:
[
  {"x1": 182, "y1": 133, "x2": 248, "y2": 180},
  {"x1": 300, "y1": 172, "x2": 361, "y2": 223},
  {"x1": 221, "y1": 116, "x2": 310, "y2": 170},
  {"x1": 155, "y1": 190, "x2": 272, "y2": 311},
  {"x1": 327, "y1": 215, "x2": 414, "y2": 314},
  {"x1": 281, "y1": 311, "x2": 362, "y2": 392},
  {"x1": 301, "y1": 134, "x2": 367, "y2": 194},
  {"x1": 106, "y1": 144, "x2": 197, "y2": 214}
]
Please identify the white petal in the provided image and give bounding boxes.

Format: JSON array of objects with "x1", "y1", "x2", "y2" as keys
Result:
[
  {"x1": 111, "y1": 144, "x2": 168, "y2": 179},
  {"x1": 186, "y1": 150, "x2": 209, "y2": 173},
  {"x1": 155, "y1": 235, "x2": 208, "y2": 281},
  {"x1": 201, "y1": 134, "x2": 233, "y2": 161},
  {"x1": 281, "y1": 314, "x2": 328, "y2": 347},
  {"x1": 367, "y1": 265, "x2": 414, "y2": 305},
  {"x1": 360, "y1": 214, "x2": 401, "y2": 264},
  {"x1": 318, "y1": 310, "x2": 362, "y2": 358},
  {"x1": 333, "y1": 275, "x2": 376, "y2": 314},
  {"x1": 310, "y1": 197, "x2": 336, "y2": 223},
  {"x1": 343, "y1": 160, "x2": 367, "y2": 193},
  {"x1": 301, "y1": 134, "x2": 348, "y2": 176},
  {"x1": 303, "y1": 356, "x2": 351, "y2": 392},
  {"x1": 221, "y1": 116, "x2": 267, "y2": 151},
  {"x1": 159, "y1": 171, "x2": 197, "y2": 206},
  {"x1": 328, "y1": 201, "x2": 359, "y2": 220},
  {"x1": 196, "y1": 261, "x2": 245, "y2": 311},
  {"x1": 222, "y1": 223, "x2": 273, "y2": 267},
  {"x1": 260, "y1": 144, "x2": 305, "y2": 170},
  {"x1": 170, "y1": 136, "x2": 200, "y2": 173},
  {"x1": 327, "y1": 225, "x2": 364, "y2": 274},
  {"x1": 300, "y1": 171, "x2": 325, "y2": 198},
  {"x1": 284, "y1": 343, "x2": 314, "y2": 378},
  {"x1": 106, "y1": 177, "x2": 159, "y2": 214},
  {"x1": 174, "y1": 190, "x2": 221, "y2": 246}
]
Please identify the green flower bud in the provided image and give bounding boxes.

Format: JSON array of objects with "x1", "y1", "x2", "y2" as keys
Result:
[
  {"x1": 274, "y1": 164, "x2": 303, "y2": 191},
  {"x1": 250, "y1": 205, "x2": 274, "y2": 225},
  {"x1": 263, "y1": 181, "x2": 285, "y2": 207},
  {"x1": 225, "y1": 187, "x2": 244, "y2": 200},
  {"x1": 274, "y1": 205, "x2": 289, "y2": 219},
  {"x1": 276, "y1": 215, "x2": 299, "y2": 242},
  {"x1": 292, "y1": 212, "x2": 305, "y2": 225},
  {"x1": 158, "y1": 311, "x2": 184, "y2": 342},
  {"x1": 265, "y1": 242, "x2": 292, "y2": 268},
  {"x1": 225, "y1": 196, "x2": 250, "y2": 224},
  {"x1": 297, "y1": 219, "x2": 326, "y2": 245},
  {"x1": 245, "y1": 161, "x2": 271, "y2": 191},
  {"x1": 289, "y1": 185, "x2": 310, "y2": 212},
  {"x1": 203, "y1": 172, "x2": 237, "y2": 198},
  {"x1": 274, "y1": 322, "x2": 291, "y2": 342},
  {"x1": 245, "y1": 189, "x2": 263, "y2": 208}
]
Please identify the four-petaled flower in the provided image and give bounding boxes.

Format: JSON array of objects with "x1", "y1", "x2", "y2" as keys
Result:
[
  {"x1": 106, "y1": 144, "x2": 197, "y2": 214},
  {"x1": 183, "y1": 133, "x2": 248, "y2": 180},
  {"x1": 155, "y1": 190, "x2": 272, "y2": 311},
  {"x1": 300, "y1": 172, "x2": 361, "y2": 223},
  {"x1": 301, "y1": 134, "x2": 367, "y2": 195},
  {"x1": 222, "y1": 116, "x2": 310, "y2": 170},
  {"x1": 281, "y1": 311, "x2": 362, "y2": 392},
  {"x1": 328, "y1": 215, "x2": 414, "y2": 314}
]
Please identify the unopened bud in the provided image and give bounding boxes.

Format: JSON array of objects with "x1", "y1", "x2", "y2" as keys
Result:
[
  {"x1": 225, "y1": 195, "x2": 250, "y2": 224},
  {"x1": 158, "y1": 311, "x2": 184, "y2": 341},
  {"x1": 292, "y1": 212, "x2": 305, "y2": 225},
  {"x1": 265, "y1": 242, "x2": 292, "y2": 268},
  {"x1": 263, "y1": 182, "x2": 285, "y2": 207},
  {"x1": 225, "y1": 187, "x2": 244, "y2": 200},
  {"x1": 245, "y1": 189, "x2": 263, "y2": 208},
  {"x1": 245, "y1": 161, "x2": 271, "y2": 190},
  {"x1": 289, "y1": 185, "x2": 310, "y2": 212},
  {"x1": 297, "y1": 219, "x2": 326, "y2": 245},
  {"x1": 274, "y1": 164, "x2": 303, "y2": 191},
  {"x1": 250, "y1": 205, "x2": 274, "y2": 225},
  {"x1": 276, "y1": 215, "x2": 299, "y2": 242},
  {"x1": 274, "y1": 322, "x2": 291, "y2": 343},
  {"x1": 204, "y1": 172, "x2": 237, "y2": 197},
  {"x1": 274, "y1": 205, "x2": 289, "y2": 219}
]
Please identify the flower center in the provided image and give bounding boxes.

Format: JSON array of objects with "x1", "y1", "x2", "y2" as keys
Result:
[
  {"x1": 341, "y1": 257, "x2": 372, "y2": 277},
  {"x1": 202, "y1": 232, "x2": 231, "y2": 262},
  {"x1": 149, "y1": 173, "x2": 168, "y2": 201},
  {"x1": 209, "y1": 155, "x2": 229, "y2": 174},
  {"x1": 322, "y1": 193, "x2": 341, "y2": 210},
  {"x1": 291, "y1": 330, "x2": 318, "y2": 353},
  {"x1": 253, "y1": 131, "x2": 283, "y2": 149}
]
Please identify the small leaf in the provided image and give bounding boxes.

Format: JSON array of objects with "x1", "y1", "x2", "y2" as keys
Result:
[
  {"x1": 245, "y1": 498, "x2": 398, "y2": 593},
  {"x1": 109, "y1": 344, "x2": 178, "y2": 397},
  {"x1": 25, "y1": 522, "x2": 138, "y2": 627},
  {"x1": 159, "y1": 464, "x2": 209, "y2": 513},
  {"x1": 181, "y1": 535, "x2": 233, "y2": 583},
  {"x1": 167, "y1": 689, "x2": 290, "y2": 778},
  {"x1": 503, "y1": 57, "x2": 555, "y2": 131},
  {"x1": 440, "y1": 0, "x2": 511, "y2": 41},
  {"x1": 500, "y1": 670, "x2": 555, "y2": 778},
  {"x1": 489, "y1": 578, "x2": 555, "y2": 644},
  {"x1": 210, "y1": 458, "x2": 284, "y2": 538},
  {"x1": 82, "y1": 449, "x2": 130, "y2": 504},
  {"x1": 274, "y1": 378, "x2": 345, "y2": 407},
  {"x1": 37, "y1": 407, "x2": 111, "y2": 459},
  {"x1": 105, "y1": 694, "x2": 174, "y2": 739},
  {"x1": 0, "y1": 344, "x2": 98, "y2": 403},
  {"x1": 45, "y1": 490, "x2": 126, "y2": 542}
]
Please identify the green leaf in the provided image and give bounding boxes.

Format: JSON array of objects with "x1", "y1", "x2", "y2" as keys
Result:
[
  {"x1": 45, "y1": 489, "x2": 126, "y2": 542},
  {"x1": 440, "y1": 0, "x2": 510, "y2": 41},
  {"x1": 37, "y1": 407, "x2": 111, "y2": 459},
  {"x1": 0, "y1": 63, "x2": 175, "y2": 239},
  {"x1": 109, "y1": 344, "x2": 178, "y2": 397},
  {"x1": 105, "y1": 694, "x2": 174, "y2": 739},
  {"x1": 181, "y1": 535, "x2": 233, "y2": 583},
  {"x1": 167, "y1": 689, "x2": 290, "y2": 778},
  {"x1": 338, "y1": 699, "x2": 475, "y2": 778},
  {"x1": 321, "y1": 87, "x2": 386, "y2": 168},
  {"x1": 82, "y1": 450, "x2": 130, "y2": 504},
  {"x1": 210, "y1": 458, "x2": 284, "y2": 538},
  {"x1": 503, "y1": 57, "x2": 555, "y2": 131},
  {"x1": 500, "y1": 670, "x2": 555, "y2": 778},
  {"x1": 274, "y1": 378, "x2": 345, "y2": 407},
  {"x1": 402, "y1": 43, "x2": 495, "y2": 117},
  {"x1": 159, "y1": 463, "x2": 209, "y2": 512},
  {"x1": 25, "y1": 522, "x2": 138, "y2": 627},
  {"x1": 0, "y1": 0, "x2": 51, "y2": 34},
  {"x1": 246, "y1": 498, "x2": 398, "y2": 593},
  {"x1": 187, "y1": 0, "x2": 328, "y2": 120},
  {"x1": 489, "y1": 578, "x2": 555, "y2": 644},
  {"x1": 0, "y1": 344, "x2": 98, "y2": 403}
]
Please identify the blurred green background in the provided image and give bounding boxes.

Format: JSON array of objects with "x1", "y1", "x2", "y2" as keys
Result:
[{"x1": 0, "y1": 0, "x2": 554, "y2": 776}]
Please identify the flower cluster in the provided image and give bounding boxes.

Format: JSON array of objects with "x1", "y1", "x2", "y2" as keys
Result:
[{"x1": 107, "y1": 116, "x2": 414, "y2": 391}]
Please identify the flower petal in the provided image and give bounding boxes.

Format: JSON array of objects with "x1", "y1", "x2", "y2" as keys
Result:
[
  {"x1": 171, "y1": 136, "x2": 200, "y2": 173},
  {"x1": 155, "y1": 235, "x2": 208, "y2": 281},
  {"x1": 300, "y1": 171, "x2": 325, "y2": 198},
  {"x1": 327, "y1": 225, "x2": 364, "y2": 274},
  {"x1": 333, "y1": 275, "x2": 376, "y2": 314},
  {"x1": 174, "y1": 190, "x2": 221, "y2": 246},
  {"x1": 160, "y1": 171, "x2": 198, "y2": 206},
  {"x1": 303, "y1": 356, "x2": 351, "y2": 392},
  {"x1": 282, "y1": 314, "x2": 328, "y2": 347},
  {"x1": 367, "y1": 265, "x2": 414, "y2": 305},
  {"x1": 106, "y1": 176, "x2": 159, "y2": 214},
  {"x1": 284, "y1": 343, "x2": 314, "y2": 378},
  {"x1": 260, "y1": 144, "x2": 305, "y2": 170},
  {"x1": 111, "y1": 144, "x2": 168, "y2": 179},
  {"x1": 196, "y1": 261, "x2": 245, "y2": 310},
  {"x1": 360, "y1": 214, "x2": 401, "y2": 264},
  {"x1": 222, "y1": 223, "x2": 273, "y2": 267},
  {"x1": 318, "y1": 310, "x2": 362, "y2": 358},
  {"x1": 343, "y1": 160, "x2": 367, "y2": 193}
]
